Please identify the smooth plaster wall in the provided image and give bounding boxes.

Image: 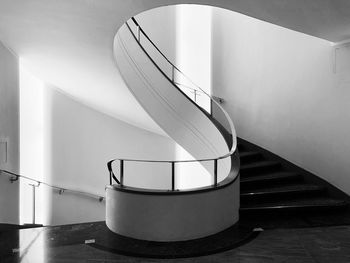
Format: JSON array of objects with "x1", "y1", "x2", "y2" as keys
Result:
[
  {"x1": 211, "y1": 8, "x2": 350, "y2": 195},
  {"x1": 43, "y1": 86, "x2": 177, "y2": 225},
  {"x1": 0, "y1": 41, "x2": 19, "y2": 224},
  {"x1": 136, "y1": 6, "x2": 177, "y2": 65}
]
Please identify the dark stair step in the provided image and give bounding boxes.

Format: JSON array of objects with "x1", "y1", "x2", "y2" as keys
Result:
[
  {"x1": 239, "y1": 151, "x2": 263, "y2": 165},
  {"x1": 240, "y1": 172, "x2": 302, "y2": 189},
  {"x1": 240, "y1": 197, "x2": 348, "y2": 215},
  {"x1": 240, "y1": 161, "x2": 281, "y2": 176},
  {"x1": 241, "y1": 184, "x2": 326, "y2": 204},
  {"x1": 237, "y1": 142, "x2": 246, "y2": 152}
]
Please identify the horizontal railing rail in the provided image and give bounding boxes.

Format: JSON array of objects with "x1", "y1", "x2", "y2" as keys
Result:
[{"x1": 108, "y1": 17, "x2": 238, "y2": 190}]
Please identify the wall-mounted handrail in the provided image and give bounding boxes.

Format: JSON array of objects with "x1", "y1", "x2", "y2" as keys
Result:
[
  {"x1": 108, "y1": 17, "x2": 238, "y2": 189},
  {"x1": 0, "y1": 169, "x2": 105, "y2": 202}
]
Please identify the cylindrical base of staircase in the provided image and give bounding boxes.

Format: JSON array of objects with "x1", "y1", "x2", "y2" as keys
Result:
[{"x1": 105, "y1": 177, "x2": 240, "y2": 242}]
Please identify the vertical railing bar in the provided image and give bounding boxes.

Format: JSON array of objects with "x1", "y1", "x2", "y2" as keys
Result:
[
  {"x1": 171, "y1": 66, "x2": 175, "y2": 83},
  {"x1": 120, "y1": 160, "x2": 124, "y2": 186},
  {"x1": 171, "y1": 162, "x2": 175, "y2": 191},
  {"x1": 214, "y1": 159, "x2": 218, "y2": 186},
  {"x1": 31, "y1": 184, "x2": 36, "y2": 224},
  {"x1": 194, "y1": 90, "x2": 197, "y2": 102}
]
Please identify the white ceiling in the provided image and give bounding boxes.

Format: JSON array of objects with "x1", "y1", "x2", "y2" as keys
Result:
[{"x1": 0, "y1": 0, "x2": 350, "y2": 134}]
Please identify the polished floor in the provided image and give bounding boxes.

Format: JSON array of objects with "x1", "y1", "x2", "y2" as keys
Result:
[{"x1": 2, "y1": 220, "x2": 350, "y2": 262}]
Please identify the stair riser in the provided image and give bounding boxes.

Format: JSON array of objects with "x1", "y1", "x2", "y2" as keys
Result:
[
  {"x1": 240, "y1": 189, "x2": 327, "y2": 205},
  {"x1": 241, "y1": 176, "x2": 303, "y2": 190},
  {"x1": 240, "y1": 164, "x2": 281, "y2": 177}
]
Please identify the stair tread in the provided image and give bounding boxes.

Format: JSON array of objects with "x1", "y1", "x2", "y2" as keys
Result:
[
  {"x1": 240, "y1": 197, "x2": 347, "y2": 210},
  {"x1": 240, "y1": 161, "x2": 280, "y2": 170},
  {"x1": 241, "y1": 183, "x2": 324, "y2": 196},
  {"x1": 240, "y1": 172, "x2": 300, "y2": 183}
]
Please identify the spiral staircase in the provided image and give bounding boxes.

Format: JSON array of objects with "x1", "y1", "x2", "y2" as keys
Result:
[{"x1": 105, "y1": 18, "x2": 240, "y2": 242}]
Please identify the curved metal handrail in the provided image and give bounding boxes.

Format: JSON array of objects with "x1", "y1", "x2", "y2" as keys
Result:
[{"x1": 108, "y1": 17, "x2": 238, "y2": 189}]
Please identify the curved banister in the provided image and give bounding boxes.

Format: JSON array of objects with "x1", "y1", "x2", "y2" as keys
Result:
[
  {"x1": 108, "y1": 17, "x2": 238, "y2": 189},
  {"x1": 128, "y1": 18, "x2": 236, "y2": 145}
]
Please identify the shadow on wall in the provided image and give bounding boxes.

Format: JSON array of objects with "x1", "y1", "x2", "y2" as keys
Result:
[{"x1": 0, "y1": 41, "x2": 20, "y2": 225}]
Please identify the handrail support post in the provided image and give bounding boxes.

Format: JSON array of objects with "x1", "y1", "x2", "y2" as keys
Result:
[
  {"x1": 29, "y1": 184, "x2": 37, "y2": 225},
  {"x1": 171, "y1": 162, "x2": 175, "y2": 191},
  {"x1": 120, "y1": 160, "x2": 124, "y2": 186},
  {"x1": 214, "y1": 159, "x2": 218, "y2": 186}
]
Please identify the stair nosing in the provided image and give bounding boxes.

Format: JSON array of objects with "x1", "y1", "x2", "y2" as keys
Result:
[
  {"x1": 240, "y1": 198, "x2": 348, "y2": 210},
  {"x1": 241, "y1": 184, "x2": 325, "y2": 197},
  {"x1": 240, "y1": 172, "x2": 300, "y2": 183}
]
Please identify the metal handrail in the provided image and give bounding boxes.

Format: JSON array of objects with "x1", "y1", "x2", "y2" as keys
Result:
[
  {"x1": 108, "y1": 17, "x2": 238, "y2": 189},
  {"x1": 0, "y1": 169, "x2": 105, "y2": 202}
]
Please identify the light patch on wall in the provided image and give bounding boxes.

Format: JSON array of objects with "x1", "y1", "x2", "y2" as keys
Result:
[
  {"x1": 175, "y1": 144, "x2": 212, "y2": 190},
  {"x1": 20, "y1": 59, "x2": 45, "y2": 225},
  {"x1": 175, "y1": 5, "x2": 213, "y2": 189},
  {"x1": 176, "y1": 4, "x2": 212, "y2": 112}
]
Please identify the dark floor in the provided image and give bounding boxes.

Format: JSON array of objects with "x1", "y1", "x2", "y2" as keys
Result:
[{"x1": 2, "y1": 219, "x2": 350, "y2": 263}]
